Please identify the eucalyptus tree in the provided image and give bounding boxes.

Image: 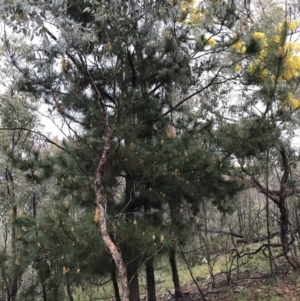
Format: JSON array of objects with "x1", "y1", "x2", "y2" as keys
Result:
[{"x1": 0, "y1": 35, "x2": 46, "y2": 301}]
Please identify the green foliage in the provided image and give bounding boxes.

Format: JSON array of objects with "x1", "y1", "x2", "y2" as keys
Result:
[
  {"x1": 217, "y1": 119, "x2": 281, "y2": 158},
  {"x1": 0, "y1": 0, "x2": 263, "y2": 299}
]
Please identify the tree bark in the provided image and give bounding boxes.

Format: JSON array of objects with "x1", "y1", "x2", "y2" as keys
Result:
[
  {"x1": 246, "y1": 148, "x2": 300, "y2": 270},
  {"x1": 111, "y1": 261, "x2": 121, "y2": 301},
  {"x1": 278, "y1": 149, "x2": 300, "y2": 269},
  {"x1": 169, "y1": 249, "x2": 182, "y2": 299},
  {"x1": 89, "y1": 59, "x2": 129, "y2": 300},
  {"x1": 146, "y1": 257, "x2": 156, "y2": 301},
  {"x1": 42, "y1": 283, "x2": 47, "y2": 301},
  {"x1": 278, "y1": 198, "x2": 300, "y2": 269},
  {"x1": 66, "y1": 277, "x2": 74, "y2": 301},
  {"x1": 123, "y1": 175, "x2": 140, "y2": 301},
  {"x1": 95, "y1": 134, "x2": 130, "y2": 301},
  {"x1": 5, "y1": 169, "x2": 18, "y2": 301},
  {"x1": 10, "y1": 206, "x2": 18, "y2": 301},
  {"x1": 127, "y1": 258, "x2": 140, "y2": 301},
  {"x1": 96, "y1": 189, "x2": 130, "y2": 301},
  {"x1": 295, "y1": 205, "x2": 300, "y2": 251},
  {"x1": 144, "y1": 193, "x2": 156, "y2": 301}
]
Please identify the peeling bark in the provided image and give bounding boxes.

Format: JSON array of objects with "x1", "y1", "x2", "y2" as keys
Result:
[
  {"x1": 95, "y1": 169, "x2": 130, "y2": 301},
  {"x1": 91, "y1": 73, "x2": 130, "y2": 300},
  {"x1": 94, "y1": 132, "x2": 130, "y2": 301}
]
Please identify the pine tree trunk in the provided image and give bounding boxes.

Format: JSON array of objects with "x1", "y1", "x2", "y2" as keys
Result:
[
  {"x1": 123, "y1": 175, "x2": 140, "y2": 301},
  {"x1": 144, "y1": 194, "x2": 156, "y2": 301},
  {"x1": 168, "y1": 203, "x2": 182, "y2": 299},
  {"x1": 127, "y1": 259, "x2": 140, "y2": 301},
  {"x1": 42, "y1": 284, "x2": 47, "y2": 301},
  {"x1": 66, "y1": 277, "x2": 74, "y2": 301},
  {"x1": 38, "y1": 259, "x2": 50, "y2": 301},
  {"x1": 146, "y1": 258, "x2": 156, "y2": 301},
  {"x1": 295, "y1": 206, "x2": 300, "y2": 251},
  {"x1": 169, "y1": 249, "x2": 182, "y2": 299},
  {"x1": 6, "y1": 169, "x2": 18, "y2": 301},
  {"x1": 111, "y1": 261, "x2": 121, "y2": 301},
  {"x1": 53, "y1": 284, "x2": 59, "y2": 301},
  {"x1": 11, "y1": 207, "x2": 18, "y2": 301}
]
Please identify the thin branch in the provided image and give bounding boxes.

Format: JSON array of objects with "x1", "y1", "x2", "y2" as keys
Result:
[
  {"x1": 179, "y1": 245, "x2": 207, "y2": 301},
  {"x1": 0, "y1": 127, "x2": 91, "y2": 178}
]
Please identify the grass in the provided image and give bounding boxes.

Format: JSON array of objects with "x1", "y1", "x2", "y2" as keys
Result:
[{"x1": 66, "y1": 241, "x2": 289, "y2": 300}]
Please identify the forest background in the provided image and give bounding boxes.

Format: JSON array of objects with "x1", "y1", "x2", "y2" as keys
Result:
[{"x1": 0, "y1": 0, "x2": 299, "y2": 301}]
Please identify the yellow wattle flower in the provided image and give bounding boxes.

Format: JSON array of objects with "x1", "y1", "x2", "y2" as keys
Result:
[
  {"x1": 289, "y1": 20, "x2": 298, "y2": 30},
  {"x1": 273, "y1": 35, "x2": 280, "y2": 44},
  {"x1": 234, "y1": 64, "x2": 242, "y2": 72},
  {"x1": 287, "y1": 93, "x2": 300, "y2": 109},
  {"x1": 207, "y1": 37, "x2": 215, "y2": 47},
  {"x1": 253, "y1": 32, "x2": 266, "y2": 40}
]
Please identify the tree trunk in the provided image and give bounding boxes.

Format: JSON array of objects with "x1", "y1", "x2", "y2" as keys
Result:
[
  {"x1": 265, "y1": 149, "x2": 274, "y2": 276},
  {"x1": 95, "y1": 132, "x2": 130, "y2": 301},
  {"x1": 42, "y1": 283, "x2": 47, "y2": 301},
  {"x1": 248, "y1": 148, "x2": 300, "y2": 271},
  {"x1": 295, "y1": 205, "x2": 300, "y2": 251},
  {"x1": 278, "y1": 199, "x2": 300, "y2": 269},
  {"x1": 278, "y1": 149, "x2": 300, "y2": 270},
  {"x1": 96, "y1": 196, "x2": 130, "y2": 301},
  {"x1": 123, "y1": 175, "x2": 140, "y2": 301},
  {"x1": 10, "y1": 207, "x2": 18, "y2": 301},
  {"x1": 66, "y1": 277, "x2": 74, "y2": 301},
  {"x1": 169, "y1": 249, "x2": 182, "y2": 299},
  {"x1": 111, "y1": 261, "x2": 121, "y2": 301},
  {"x1": 146, "y1": 257, "x2": 156, "y2": 301},
  {"x1": 144, "y1": 193, "x2": 156, "y2": 301},
  {"x1": 127, "y1": 259, "x2": 140, "y2": 301},
  {"x1": 6, "y1": 169, "x2": 18, "y2": 301}
]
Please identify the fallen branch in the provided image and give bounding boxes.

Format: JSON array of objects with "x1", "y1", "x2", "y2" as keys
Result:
[
  {"x1": 236, "y1": 232, "x2": 279, "y2": 244},
  {"x1": 198, "y1": 228, "x2": 244, "y2": 238}
]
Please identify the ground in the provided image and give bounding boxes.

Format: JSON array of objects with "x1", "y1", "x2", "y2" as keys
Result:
[{"x1": 159, "y1": 263, "x2": 300, "y2": 301}]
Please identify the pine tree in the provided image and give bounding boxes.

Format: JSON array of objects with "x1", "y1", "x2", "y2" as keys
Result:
[{"x1": 1, "y1": 0, "x2": 248, "y2": 299}]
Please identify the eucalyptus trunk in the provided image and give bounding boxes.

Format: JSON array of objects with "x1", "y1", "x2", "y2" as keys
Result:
[{"x1": 94, "y1": 118, "x2": 130, "y2": 301}]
